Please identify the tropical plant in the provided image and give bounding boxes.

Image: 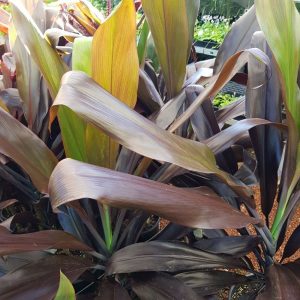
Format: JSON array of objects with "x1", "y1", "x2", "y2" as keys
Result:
[{"x1": 0, "y1": 0, "x2": 298, "y2": 299}]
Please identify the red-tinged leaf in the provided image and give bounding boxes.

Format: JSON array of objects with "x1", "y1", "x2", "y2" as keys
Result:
[
  {"x1": 256, "y1": 263, "x2": 300, "y2": 300},
  {"x1": 193, "y1": 236, "x2": 262, "y2": 257},
  {"x1": 175, "y1": 270, "x2": 250, "y2": 296},
  {"x1": 0, "y1": 226, "x2": 92, "y2": 255},
  {"x1": 97, "y1": 280, "x2": 131, "y2": 300},
  {"x1": 246, "y1": 31, "x2": 283, "y2": 221},
  {"x1": 204, "y1": 118, "x2": 285, "y2": 155},
  {"x1": 131, "y1": 272, "x2": 201, "y2": 300},
  {"x1": 51, "y1": 71, "x2": 253, "y2": 199},
  {"x1": 0, "y1": 255, "x2": 93, "y2": 300},
  {"x1": 214, "y1": 6, "x2": 260, "y2": 74},
  {"x1": 106, "y1": 241, "x2": 247, "y2": 275},
  {"x1": 0, "y1": 199, "x2": 18, "y2": 210},
  {"x1": 49, "y1": 159, "x2": 260, "y2": 229},
  {"x1": 0, "y1": 108, "x2": 58, "y2": 193}
]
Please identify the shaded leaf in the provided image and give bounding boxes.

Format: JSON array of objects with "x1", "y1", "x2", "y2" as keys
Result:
[
  {"x1": 256, "y1": 263, "x2": 300, "y2": 300},
  {"x1": 0, "y1": 226, "x2": 92, "y2": 255},
  {"x1": 97, "y1": 280, "x2": 131, "y2": 300},
  {"x1": 193, "y1": 236, "x2": 261, "y2": 257},
  {"x1": 49, "y1": 159, "x2": 259, "y2": 229},
  {"x1": 131, "y1": 272, "x2": 201, "y2": 300},
  {"x1": 0, "y1": 255, "x2": 93, "y2": 300},
  {"x1": 54, "y1": 271, "x2": 76, "y2": 300},
  {"x1": 0, "y1": 199, "x2": 18, "y2": 210},
  {"x1": 255, "y1": 0, "x2": 300, "y2": 239},
  {"x1": 282, "y1": 225, "x2": 300, "y2": 260},
  {"x1": 142, "y1": 0, "x2": 200, "y2": 97},
  {"x1": 175, "y1": 270, "x2": 250, "y2": 296},
  {"x1": 246, "y1": 31, "x2": 282, "y2": 220},
  {"x1": 0, "y1": 108, "x2": 58, "y2": 193},
  {"x1": 106, "y1": 241, "x2": 246, "y2": 275}
]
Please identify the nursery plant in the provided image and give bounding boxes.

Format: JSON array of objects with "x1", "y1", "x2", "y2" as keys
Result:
[{"x1": 0, "y1": 0, "x2": 298, "y2": 299}]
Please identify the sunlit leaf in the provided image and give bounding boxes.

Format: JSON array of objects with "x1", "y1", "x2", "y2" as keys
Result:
[
  {"x1": 142, "y1": 0, "x2": 200, "y2": 97},
  {"x1": 92, "y1": 0, "x2": 139, "y2": 168}
]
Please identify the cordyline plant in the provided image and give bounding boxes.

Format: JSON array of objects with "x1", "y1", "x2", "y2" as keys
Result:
[{"x1": 0, "y1": 0, "x2": 298, "y2": 299}]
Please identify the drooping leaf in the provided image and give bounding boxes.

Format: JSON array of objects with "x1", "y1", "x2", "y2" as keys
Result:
[
  {"x1": 193, "y1": 236, "x2": 261, "y2": 257},
  {"x1": 131, "y1": 272, "x2": 201, "y2": 300},
  {"x1": 49, "y1": 159, "x2": 259, "y2": 229},
  {"x1": 54, "y1": 271, "x2": 76, "y2": 300},
  {"x1": 0, "y1": 226, "x2": 92, "y2": 255},
  {"x1": 106, "y1": 241, "x2": 246, "y2": 275},
  {"x1": 168, "y1": 49, "x2": 270, "y2": 133},
  {"x1": 204, "y1": 118, "x2": 282, "y2": 155},
  {"x1": 0, "y1": 108, "x2": 58, "y2": 193},
  {"x1": 214, "y1": 6, "x2": 260, "y2": 74},
  {"x1": 142, "y1": 0, "x2": 200, "y2": 97},
  {"x1": 0, "y1": 255, "x2": 93, "y2": 300},
  {"x1": 52, "y1": 71, "x2": 253, "y2": 197}
]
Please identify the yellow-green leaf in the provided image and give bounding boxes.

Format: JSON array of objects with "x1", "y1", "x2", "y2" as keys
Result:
[
  {"x1": 142, "y1": 0, "x2": 200, "y2": 98},
  {"x1": 92, "y1": 0, "x2": 139, "y2": 107},
  {"x1": 91, "y1": 0, "x2": 139, "y2": 168},
  {"x1": 54, "y1": 271, "x2": 75, "y2": 300}
]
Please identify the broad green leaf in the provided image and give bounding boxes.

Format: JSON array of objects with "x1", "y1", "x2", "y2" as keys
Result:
[
  {"x1": 72, "y1": 36, "x2": 108, "y2": 166},
  {"x1": 52, "y1": 71, "x2": 253, "y2": 198},
  {"x1": 255, "y1": 0, "x2": 300, "y2": 238},
  {"x1": 142, "y1": 0, "x2": 200, "y2": 97},
  {"x1": 0, "y1": 108, "x2": 58, "y2": 193},
  {"x1": 92, "y1": 0, "x2": 139, "y2": 168},
  {"x1": 54, "y1": 271, "x2": 75, "y2": 300},
  {"x1": 49, "y1": 159, "x2": 259, "y2": 229},
  {"x1": 137, "y1": 19, "x2": 149, "y2": 64}
]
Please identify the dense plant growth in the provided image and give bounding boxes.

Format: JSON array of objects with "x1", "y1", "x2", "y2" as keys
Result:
[
  {"x1": 0, "y1": 0, "x2": 299, "y2": 299},
  {"x1": 194, "y1": 16, "x2": 230, "y2": 46}
]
